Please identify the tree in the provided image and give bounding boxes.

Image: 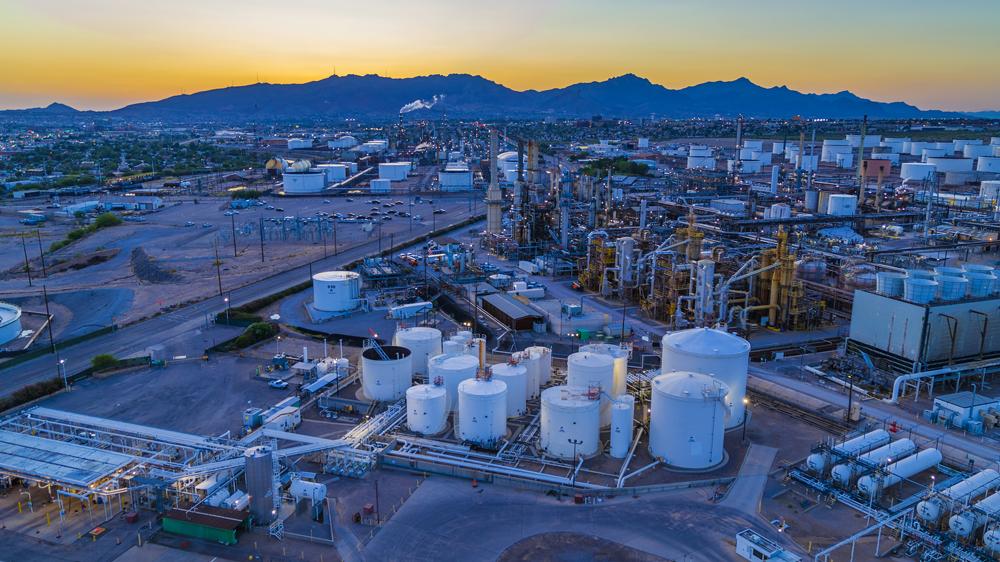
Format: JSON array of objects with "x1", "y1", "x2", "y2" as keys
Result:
[
  {"x1": 90, "y1": 354, "x2": 119, "y2": 371},
  {"x1": 92, "y1": 213, "x2": 123, "y2": 228}
]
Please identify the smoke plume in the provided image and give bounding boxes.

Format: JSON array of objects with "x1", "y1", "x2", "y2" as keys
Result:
[{"x1": 400, "y1": 95, "x2": 444, "y2": 114}]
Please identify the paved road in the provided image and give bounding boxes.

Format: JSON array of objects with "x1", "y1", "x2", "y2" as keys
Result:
[
  {"x1": 719, "y1": 444, "x2": 778, "y2": 516},
  {"x1": 0, "y1": 215, "x2": 483, "y2": 398}
]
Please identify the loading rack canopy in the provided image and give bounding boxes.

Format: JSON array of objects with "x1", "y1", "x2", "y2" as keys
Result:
[{"x1": 0, "y1": 431, "x2": 133, "y2": 488}]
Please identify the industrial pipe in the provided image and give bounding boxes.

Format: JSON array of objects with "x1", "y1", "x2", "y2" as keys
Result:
[{"x1": 616, "y1": 427, "x2": 644, "y2": 488}]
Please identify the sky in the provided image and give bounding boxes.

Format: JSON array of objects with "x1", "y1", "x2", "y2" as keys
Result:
[{"x1": 1, "y1": 0, "x2": 998, "y2": 113}]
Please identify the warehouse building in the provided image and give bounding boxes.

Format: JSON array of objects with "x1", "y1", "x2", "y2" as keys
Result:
[{"x1": 480, "y1": 294, "x2": 543, "y2": 331}]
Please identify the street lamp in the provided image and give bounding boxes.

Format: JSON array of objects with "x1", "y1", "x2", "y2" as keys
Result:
[
  {"x1": 59, "y1": 359, "x2": 67, "y2": 389},
  {"x1": 741, "y1": 397, "x2": 750, "y2": 445},
  {"x1": 224, "y1": 296, "x2": 229, "y2": 323},
  {"x1": 276, "y1": 335, "x2": 281, "y2": 355}
]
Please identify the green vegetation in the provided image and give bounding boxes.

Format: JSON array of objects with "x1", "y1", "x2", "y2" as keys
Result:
[
  {"x1": 579, "y1": 156, "x2": 650, "y2": 177},
  {"x1": 90, "y1": 353, "x2": 120, "y2": 371},
  {"x1": 48, "y1": 212, "x2": 122, "y2": 253},
  {"x1": 231, "y1": 280, "x2": 314, "y2": 315},
  {"x1": 0, "y1": 378, "x2": 65, "y2": 412},
  {"x1": 232, "y1": 321, "x2": 279, "y2": 349},
  {"x1": 230, "y1": 189, "x2": 263, "y2": 200}
]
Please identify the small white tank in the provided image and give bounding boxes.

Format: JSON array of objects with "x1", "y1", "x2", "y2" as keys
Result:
[
  {"x1": 567, "y1": 351, "x2": 616, "y2": 427},
  {"x1": 452, "y1": 331, "x2": 473, "y2": 343},
  {"x1": 830, "y1": 438, "x2": 916, "y2": 487},
  {"x1": 489, "y1": 362, "x2": 527, "y2": 417},
  {"x1": 516, "y1": 352, "x2": 541, "y2": 399},
  {"x1": 950, "y1": 492, "x2": 1000, "y2": 537},
  {"x1": 579, "y1": 343, "x2": 630, "y2": 399},
  {"x1": 393, "y1": 327, "x2": 442, "y2": 378},
  {"x1": 661, "y1": 328, "x2": 750, "y2": 429},
  {"x1": 917, "y1": 469, "x2": 1000, "y2": 524},
  {"x1": 466, "y1": 337, "x2": 486, "y2": 369},
  {"x1": 442, "y1": 339, "x2": 464, "y2": 355},
  {"x1": 361, "y1": 346, "x2": 413, "y2": 401},
  {"x1": 609, "y1": 394, "x2": 635, "y2": 459},
  {"x1": 857, "y1": 448, "x2": 942, "y2": 497},
  {"x1": 428, "y1": 353, "x2": 479, "y2": 412},
  {"x1": 456, "y1": 378, "x2": 507, "y2": 445},
  {"x1": 526, "y1": 346, "x2": 553, "y2": 384},
  {"x1": 649, "y1": 372, "x2": 729, "y2": 470},
  {"x1": 405, "y1": 384, "x2": 448, "y2": 434},
  {"x1": 539, "y1": 386, "x2": 600, "y2": 460},
  {"x1": 289, "y1": 480, "x2": 328, "y2": 504},
  {"x1": 805, "y1": 429, "x2": 890, "y2": 474},
  {"x1": 207, "y1": 488, "x2": 231, "y2": 507},
  {"x1": 985, "y1": 524, "x2": 1000, "y2": 552}
]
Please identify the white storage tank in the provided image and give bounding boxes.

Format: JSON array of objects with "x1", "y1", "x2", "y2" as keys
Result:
[
  {"x1": 966, "y1": 145, "x2": 995, "y2": 158},
  {"x1": 453, "y1": 330, "x2": 473, "y2": 344},
  {"x1": 313, "y1": 271, "x2": 362, "y2": 313},
  {"x1": 983, "y1": 181, "x2": 1000, "y2": 202},
  {"x1": 934, "y1": 275, "x2": 968, "y2": 301},
  {"x1": 934, "y1": 142, "x2": 956, "y2": 155},
  {"x1": 950, "y1": 492, "x2": 1000, "y2": 537},
  {"x1": 405, "y1": 384, "x2": 448, "y2": 435},
  {"x1": 428, "y1": 353, "x2": 479, "y2": 412},
  {"x1": 0, "y1": 303, "x2": 22, "y2": 346},
  {"x1": 661, "y1": 328, "x2": 750, "y2": 429},
  {"x1": 805, "y1": 429, "x2": 890, "y2": 474},
  {"x1": 830, "y1": 438, "x2": 916, "y2": 487},
  {"x1": 827, "y1": 194, "x2": 858, "y2": 216},
  {"x1": 516, "y1": 351, "x2": 541, "y2": 399},
  {"x1": 490, "y1": 362, "x2": 528, "y2": 417},
  {"x1": 963, "y1": 272, "x2": 996, "y2": 297},
  {"x1": 578, "y1": 343, "x2": 629, "y2": 399},
  {"x1": 916, "y1": 469, "x2": 1000, "y2": 523},
  {"x1": 875, "y1": 272, "x2": 906, "y2": 297},
  {"x1": 904, "y1": 278, "x2": 938, "y2": 304},
  {"x1": 609, "y1": 394, "x2": 635, "y2": 459},
  {"x1": 361, "y1": 345, "x2": 413, "y2": 401},
  {"x1": 926, "y1": 157, "x2": 973, "y2": 173},
  {"x1": 526, "y1": 346, "x2": 553, "y2": 384},
  {"x1": 567, "y1": 351, "x2": 617, "y2": 427},
  {"x1": 539, "y1": 385, "x2": 600, "y2": 460},
  {"x1": 206, "y1": 488, "x2": 231, "y2": 507},
  {"x1": 442, "y1": 339, "x2": 464, "y2": 355},
  {"x1": 649, "y1": 372, "x2": 728, "y2": 470},
  {"x1": 978, "y1": 157, "x2": 1000, "y2": 173},
  {"x1": 901, "y1": 162, "x2": 937, "y2": 182},
  {"x1": 283, "y1": 172, "x2": 326, "y2": 193},
  {"x1": 289, "y1": 480, "x2": 328, "y2": 504},
  {"x1": 393, "y1": 327, "x2": 442, "y2": 378},
  {"x1": 857, "y1": 448, "x2": 942, "y2": 497},
  {"x1": 456, "y1": 377, "x2": 507, "y2": 445}
]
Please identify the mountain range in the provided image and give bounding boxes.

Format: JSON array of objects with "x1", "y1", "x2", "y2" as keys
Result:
[{"x1": 3, "y1": 74, "x2": 986, "y2": 120}]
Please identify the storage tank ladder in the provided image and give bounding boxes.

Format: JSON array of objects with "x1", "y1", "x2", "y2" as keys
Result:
[{"x1": 269, "y1": 438, "x2": 285, "y2": 540}]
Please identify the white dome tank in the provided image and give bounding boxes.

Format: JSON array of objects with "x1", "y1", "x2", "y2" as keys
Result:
[
  {"x1": 517, "y1": 351, "x2": 541, "y2": 399},
  {"x1": 609, "y1": 394, "x2": 635, "y2": 459},
  {"x1": 567, "y1": 351, "x2": 617, "y2": 427},
  {"x1": 466, "y1": 337, "x2": 486, "y2": 369},
  {"x1": 917, "y1": 469, "x2": 1000, "y2": 524},
  {"x1": 950, "y1": 492, "x2": 1000, "y2": 537},
  {"x1": 490, "y1": 362, "x2": 527, "y2": 417},
  {"x1": 289, "y1": 480, "x2": 327, "y2": 504},
  {"x1": 428, "y1": 353, "x2": 479, "y2": 412},
  {"x1": 857, "y1": 448, "x2": 942, "y2": 497},
  {"x1": 405, "y1": 384, "x2": 448, "y2": 435},
  {"x1": 442, "y1": 339, "x2": 464, "y2": 355},
  {"x1": 539, "y1": 385, "x2": 600, "y2": 460},
  {"x1": 526, "y1": 346, "x2": 552, "y2": 384},
  {"x1": 393, "y1": 327, "x2": 442, "y2": 378},
  {"x1": 579, "y1": 343, "x2": 630, "y2": 399},
  {"x1": 649, "y1": 372, "x2": 729, "y2": 470},
  {"x1": 661, "y1": 328, "x2": 750, "y2": 429},
  {"x1": 805, "y1": 429, "x2": 890, "y2": 474},
  {"x1": 830, "y1": 438, "x2": 915, "y2": 487},
  {"x1": 361, "y1": 345, "x2": 412, "y2": 401},
  {"x1": 452, "y1": 331, "x2": 473, "y2": 343},
  {"x1": 313, "y1": 271, "x2": 361, "y2": 313},
  {"x1": 456, "y1": 378, "x2": 507, "y2": 445}
]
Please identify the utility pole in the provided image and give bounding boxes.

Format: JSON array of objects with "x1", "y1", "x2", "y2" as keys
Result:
[
  {"x1": 214, "y1": 239, "x2": 223, "y2": 296},
  {"x1": 322, "y1": 221, "x2": 327, "y2": 259},
  {"x1": 21, "y1": 236, "x2": 32, "y2": 287},
  {"x1": 259, "y1": 216, "x2": 265, "y2": 262},
  {"x1": 43, "y1": 285, "x2": 55, "y2": 354},
  {"x1": 35, "y1": 230, "x2": 46, "y2": 278},
  {"x1": 333, "y1": 219, "x2": 338, "y2": 255},
  {"x1": 230, "y1": 214, "x2": 238, "y2": 258}
]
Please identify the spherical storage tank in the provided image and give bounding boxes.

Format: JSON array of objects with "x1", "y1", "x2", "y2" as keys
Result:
[
  {"x1": 0, "y1": 303, "x2": 22, "y2": 346},
  {"x1": 567, "y1": 351, "x2": 617, "y2": 427},
  {"x1": 650, "y1": 372, "x2": 729, "y2": 470},
  {"x1": 428, "y1": 353, "x2": 479, "y2": 412},
  {"x1": 456, "y1": 378, "x2": 507, "y2": 445},
  {"x1": 406, "y1": 384, "x2": 448, "y2": 434},
  {"x1": 361, "y1": 346, "x2": 412, "y2": 401},
  {"x1": 490, "y1": 362, "x2": 527, "y2": 417},
  {"x1": 313, "y1": 271, "x2": 361, "y2": 313},
  {"x1": 393, "y1": 327, "x2": 442, "y2": 378},
  {"x1": 539, "y1": 386, "x2": 600, "y2": 460},
  {"x1": 661, "y1": 328, "x2": 750, "y2": 429}
]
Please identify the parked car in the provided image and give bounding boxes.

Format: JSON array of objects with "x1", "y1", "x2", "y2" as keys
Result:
[
  {"x1": 268, "y1": 379, "x2": 289, "y2": 389},
  {"x1": 185, "y1": 222, "x2": 195, "y2": 226},
  {"x1": 202, "y1": 223, "x2": 212, "y2": 228}
]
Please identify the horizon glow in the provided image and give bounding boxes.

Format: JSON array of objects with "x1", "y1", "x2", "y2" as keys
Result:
[{"x1": 1, "y1": 0, "x2": 998, "y2": 113}]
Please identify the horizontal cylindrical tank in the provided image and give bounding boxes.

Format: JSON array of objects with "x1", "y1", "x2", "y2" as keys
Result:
[
  {"x1": 490, "y1": 362, "x2": 527, "y2": 417},
  {"x1": 361, "y1": 346, "x2": 412, "y2": 401},
  {"x1": 805, "y1": 430, "x2": 890, "y2": 474},
  {"x1": 224, "y1": 490, "x2": 248, "y2": 510},
  {"x1": 609, "y1": 394, "x2": 635, "y2": 459},
  {"x1": 206, "y1": 488, "x2": 231, "y2": 507},
  {"x1": 393, "y1": 327, "x2": 442, "y2": 378},
  {"x1": 830, "y1": 438, "x2": 916, "y2": 487},
  {"x1": 312, "y1": 271, "x2": 362, "y2": 313},
  {"x1": 406, "y1": 384, "x2": 448, "y2": 434},
  {"x1": 950, "y1": 492, "x2": 1000, "y2": 537},
  {"x1": 567, "y1": 351, "x2": 617, "y2": 427},
  {"x1": 857, "y1": 448, "x2": 942, "y2": 497},
  {"x1": 289, "y1": 480, "x2": 328, "y2": 504},
  {"x1": 649, "y1": 372, "x2": 729, "y2": 470},
  {"x1": 526, "y1": 346, "x2": 553, "y2": 385},
  {"x1": 539, "y1": 385, "x2": 600, "y2": 460},
  {"x1": 661, "y1": 328, "x2": 750, "y2": 429},
  {"x1": 985, "y1": 524, "x2": 1000, "y2": 552},
  {"x1": 428, "y1": 353, "x2": 479, "y2": 412},
  {"x1": 916, "y1": 469, "x2": 1000, "y2": 523},
  {"x1": 456, "y1": 378, "x2": 507, "y2": 445}
]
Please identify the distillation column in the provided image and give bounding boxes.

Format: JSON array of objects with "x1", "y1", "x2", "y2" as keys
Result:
[{"x1": 485, "y1": 129, "x2": 503, "y2": 234}]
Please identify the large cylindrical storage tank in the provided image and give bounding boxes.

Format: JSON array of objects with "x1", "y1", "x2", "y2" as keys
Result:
[
  {"x1": 901, "y1": 162, "x2": 937, "y2": 182},
  {"x1": 405, "y1": 384, "x2": 448, "y2": 434},
  {"x1": 579, "y1": 343, "x2": 629, "y2": 399},
  {"x1": 428, "y1": 353, "x2": 479, "y2": 412},
  {"x1": 526, "y1": 346, "x2": 552, "y2": 384},
  {"x1": 966, "y1": 145, "x2": 995, "y2": 158},
  {"x1": 804, "y1": 190, "x2": 819, "y2": 212},
  {"x1": 0, "y1": 303, "x2": 22, "y2": 346},
  {"x1": 830, "y1": 438, "x2": 916, "y2": 487},
  {"x1": 392, "y1": 327, "x2": 442, "y2": 379},
  {"x1": 539, "y1": 386, "x2": 600, "y2": 460},
  {"x1": 649, "y1": 372, "x2": 729, "y2": 470},
  {"x1": 361, "y1": 346, "x2": 412, "y2": 401},
  {"x1": 805, "y1": 429, "x2": 890, "y2": 474},
  {"x1": 963, "y1": 272, "x2": 996, "y2": 298},
  {"x1": 857, "y1": 448, "x2": 942, "y2": 497},
  {"x1": 934, "y1": 275, "x2": 968, "y2": 301},
  {"x1": 904, "y1": 278, "x2": 938, "y2": 304},
  {"x1": 875, "y1": 272, "x2": 906, "y2": 297},
  {"x1": 950, "y1": 492, "x2": 1000, "y2": 537},
  {"x1": 978, "y1": 157, "x2": 1000, "y2": 173},
  {"x1": 517, "y1": 352, "x2": 541, "y2": 399},
  {"x1": 567, "y1": 351, "x2": 617, "y2": 427},
  {"x1": 452, "y1": 330, "x2": 473, "y2": 344},
  {"x1": 490, "y1": 362, "x2": 527, "y2": 417},
  {"x1": 609, "y1": 394, "x2": 635, "y2": 459},
  {"x1": 245, "y1": 446, "x2": 275, "y2": 525},
  {"x1": 312, "y1": 271, "x2": 362, "y2": 313},
  {"x1": 926, "y1": 157, "x2": 973, "y2": 173},
  {"x1": 661, "y1": 328, "x2": 750, "y2": 429},
  {"x1": 916, "y1": 469, "x2": 1000, "y2": 524},
  {"x1": 456, "y1": 378, "x2": 507, "y2": 445}
]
